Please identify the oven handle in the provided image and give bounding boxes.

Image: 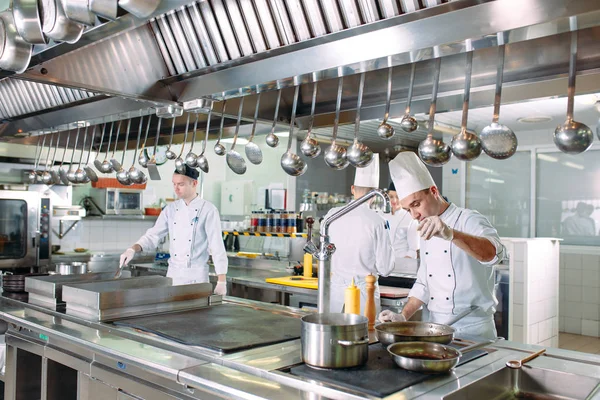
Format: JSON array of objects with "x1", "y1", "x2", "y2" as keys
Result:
[{"x1": 34, "y1": 230, "x2": 40, "y2": 266}]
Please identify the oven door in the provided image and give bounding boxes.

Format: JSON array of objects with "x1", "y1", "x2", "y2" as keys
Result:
[{"x1": 0, "y1": 191, "x2": 41, "y2": 269}]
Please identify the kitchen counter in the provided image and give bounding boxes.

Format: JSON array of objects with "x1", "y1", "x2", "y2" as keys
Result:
[{"x1": 0, "y1": 295, "x2": 599, "y2": 399}]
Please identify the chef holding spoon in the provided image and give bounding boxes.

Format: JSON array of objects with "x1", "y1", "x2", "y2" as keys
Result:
[
  {"x1": 378, "y1": 152, "x2": 506, "y2": 340},
  {"x1": 119, "y1": 166, "x2": 228, "y2": 294}
]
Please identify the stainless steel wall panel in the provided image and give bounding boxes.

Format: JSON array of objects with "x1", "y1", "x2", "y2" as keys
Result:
[
  {"x1": 149, "y1": 19, "x2": 177, "y2": 76},
  {"x1": 269, "y1": 0, "x2": 296, "y2": 44},
  {"x1": 319, "y1": 0, "x2": 344, "y2": 33},
  {"x1": 379, "y1": 0, "x2": 400, "y2": 18},
  {"x1": 13, "y1": 81, "x2": 35, "y2": 114},
  {"x1": 0, "y1": 86, "x2": 17, "y2": 117},
  {"x1": 223, "y1": 0, "x2": 254, "y2": 56},
  {"x1": 285, "y1": 0, "x2": 312, "y2": 41},
  {"x1": 210, "y1": 0, "x2": 242, "y2": 59},
  {"x1": 254, "y1": 0, "x2": 282, "y2": 49},
  {"x1": 338, "y1": 0, "x2": 363, "y2": 28},
  {"x1": 167, "y1": 11, "x2": 198, "y2": 71},
  {"x1": 301, "y1": 0, "x2": 328, "y2": 37},
  {"x1": 357, "y1": 0, "x2": 380, "y2": 22},
  {"x1": 199, "y1": 0, "x2": 231, "y2": 62},
  {"x1": 176, "y1": 8, "x2": 208, "y2": 69},
  {"x1": 5, "y1": 82, "x2": 26, "y2": 116},
  {"x1": 156, "y1": 16, "x2": 188, "y2": 74},
  {"x1": 238, "y1": 0, "x2": 268, "y2": 53},
  {"x1": 48, "y1": 85, "x2": 62, "y2": 108},
  {"x1": 22, "y1": 81, "x2": 43, "y2": 110},
  {"x1": 399, "y1": 0, "x2": 419, "y2": 13},
  {"x1": 187, "y1": 3, "x2": 219, "y2": 65}
]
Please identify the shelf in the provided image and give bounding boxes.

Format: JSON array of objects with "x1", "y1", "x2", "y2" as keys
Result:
[
  {"x1": 223, "y1": 231, "x2": 307, "y2": 239},
  {"x1": 83, "y1": 215, "x2": 158, "y2": 221}
]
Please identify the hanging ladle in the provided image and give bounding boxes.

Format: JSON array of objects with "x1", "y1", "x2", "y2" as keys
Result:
[
  {"x1": 300, "y1": 82, "x2": 321, "y2": 158},
  {"x1": 138, "y1": 115, "x2": 153, "y2": 168},
  {"x1": 28, "y1": 135, "x2": 43, "y2": 184},
  {"x1": 83, "y1": 125, "x2": 99, "y2": 183},
  {"x1": 281, "y1": 85, "x2": 307, "y2": 177},
  {"x1": 99, "y1": 122, "x2": 115, "y2": 173},
  {"x1": 74, "y1": 126, "x2": 90, "y2": 183},
  {"x1": 506, "y1": 348, "x2": 545, "y2": 369},
  {"x1": 58, "y1": 130, "x2": 71, "y2": 185},
  {"x1": 185, "y1": 113, "x2": 200, "y2": 168},
  {"x1": 377, "y1": 60, "x2": 395, "y2": 139},
  {"x1": 48, "y1": 129, "x2": 62, "y2": 185},
  {"x1": 450, "y1": 47, "x2": 482, "y2": 161},
  {"x1": 324, "y1": 77, "x2": 349, "y2": 170},
  {"x1": 226, "y1": 97, "x2": 247, "y2": 175},
  {"x1": 93, "y1": 122, "x2": 106, "y2": 171},
  {"x1": 116, "y1": 119, "x2": 132, "y2": 186},
  {"x1": 214, "y1": 100, "x2": 227, "y2": 156},
  {"x1": 40, "y1": 132, "x2": 55, "y2": 185},
  {"x1": 196, "y1": 105, "x2": 213, "y2": 173},
  {"x1": 347, "y1": 72, "x2": 374, "y2": 168},
  {"x1": 109, "y1": 120, "x2": 123, "y2": 171},
  {"x1": 175, "y1": 114, "x2": 191, "y2": 173},
  {"x1": 553, "y1": 20, "x2": 593, "y2": 154},
  {"x1": 129, "y1": 115, "x2": 147, "y2": 184},
  {"x1": 480, "y1": 32, "x2": 518, "y2": 159},
  {"x1": 165, "y1": 116, "x2": 178, "y2": 160},
  {"x1": 400, "y1": 63, "x2": 418, "y2": 132},
  {"x1": 67, "y1": 126, "x2": 82, "y2": 182},
  {"x1": 266, "y1": 89, "x2": 282, "y2": 148},
  {"x1": 245, "y1": 92, "x2": 263, "y2": 165},
  {"x1": 418, "y1": 58, "x2": 452, "y2": 167}
]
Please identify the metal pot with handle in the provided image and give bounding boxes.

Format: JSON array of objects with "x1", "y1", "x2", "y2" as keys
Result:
[
  {"x1": 301, "y1": 313, "x2": 369, "y2": 369},
  {"x1": 55, "y1": 262, "x2": 87, "y2": 275},
  {"x1": 375, "y1": 306, "x2": 479, "y2": 346}
]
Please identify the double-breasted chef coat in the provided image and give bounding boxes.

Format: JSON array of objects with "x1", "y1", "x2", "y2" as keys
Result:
[
  {"x1": 409, "y1": 203, "x2": 506, "y2": 339},
  {"x1": 325, "y1": 204, "x2": 395, "y2": 315},
  {"x1": 136, "y1": 196, "x2": 228, "y2": 285}
]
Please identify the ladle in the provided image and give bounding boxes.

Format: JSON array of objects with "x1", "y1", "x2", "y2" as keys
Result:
[
  {"x1": 99, "y1": 122, "x2": 115, "y2": 173},
  {"x1": 281, "y1": 85, "x2": 307, "y2": 176},
  {"x1": 93, "y1": 122, "x2": 106, "y2": 171},
  {"x1": 480, "y1": 32, "x2": 518, "y2": 159},
  {"x1": 58, "y1": 130, "x2": 71, "y2": 185},
  {"x1": 129, "y1": 115, "x2": 147, "y2": 184},
  {"x1": 347, "y1": 72, "x2": 374, "y2": 168},
  {"x1": 115, "y1": 119, "x2": 132, "y2": 186},
  {"x1": 266, "y1": 89, "x2": 282, "y2": 148},
  {"x1": 506, "y1": 348, "x2": 545, "y2": 369},
  {"x1": 175, "y1": 114, "x2": 191, "y2": 173},
  {"x1": 83, "y1": 125, "x2": 99, "y2": 183},
  {"x1": 28, "y1": 135, "x2": 43, "y2": 183},
  {"x1": 377, "y1": 61, "x2": 395, "y2": 139},
  {"x1": 41, "y1": 132, "x2": 55, "y2": 185},
  {"x1": 450, "y1": 48, "x2": 482, "y2": 161},
  {"x1": 185, "y1": 113, "x2": 200, "y2": 168},
  {"x1": 553, "y1": 23, "x2": 593, "y2": 154},
  {"x1": 300, "y1": 82, "x2": 321, "y2": 158},
  {"x1": 74, "y1": 126, "x2": 89, "y2": 183},
  {"x1": 196, "y1": 104, "x2": 213, "y2": 173},
  {"x1": 165, "y1": 117, "x2": 178, "y2": 160},
  {"x1": 109, "y1": 120, "x2": 123, "y2": 171},
  {"x1": 48, "y1": 129, "x2": 62, "y2": 184},
  {"x1": 214, "y1": 100, "x2": 227, "y2": 156},
  {"x1": 67, "y1": 126, "x2": 82, "y2": 182},
  {"x1": 400, "y1": 63, "x2": 418, "y2": 132},
  {"x1": 324, "y1": 77, "x2": 349, "y2": 170},
  {"x1": 418, "y1": 58, "x2": 452, "y2": 167},
  {"x1": 145, "y1": 116, "x2": 162, "y2": 181},
  {"x1": 245, "y1": 92, "x2": 263, "y2": 164},
  {"x1": 226, "y1": 97, "x2": 247, "y2": 175},
  {"x1": 138, "y1": 115, "x2": 152, "y2": 168}
]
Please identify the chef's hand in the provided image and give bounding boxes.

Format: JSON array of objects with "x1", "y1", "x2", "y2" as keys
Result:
[
  {"x1": 378, "y1": 310, "x2": 406, "y2": 323},
  {"x1": 214, "y1": 281, "x2": 227, "y2": 296},
  {"x1": 418, "y1": 216, "x2": 454, "y2": 241},
  {"x1": 119, "y1": 248, "x2": 136, "y2": 266}
]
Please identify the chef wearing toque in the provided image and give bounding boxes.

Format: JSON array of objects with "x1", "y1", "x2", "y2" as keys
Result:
[
  {"x1": 120, "y1": 166, "x2": 228, "y2": 294},
  {"x1": 325, "y1": 154, "x2": 395, "y2": 314},
  {"x1": 378, "y1": 152, "x2": 506, "y2": 340}
]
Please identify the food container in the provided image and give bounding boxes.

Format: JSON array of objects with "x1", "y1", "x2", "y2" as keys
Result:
[{"x1": 55, "y1": 262, "x2": 87, "y2": 275}]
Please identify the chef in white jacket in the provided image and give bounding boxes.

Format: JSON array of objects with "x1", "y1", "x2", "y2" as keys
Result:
[
  {"x1": 385, "y1": 181, "x2": 419, "y2": 263},
  {"x1": 378, "y1": 152, "x2": 506, "y2": 340},
  {"x1": 119, "y1": 166, "x2": 228, "y2": 294},
  {"x1": 325, "y1": 154, "x2": 395, "y2": 315}
]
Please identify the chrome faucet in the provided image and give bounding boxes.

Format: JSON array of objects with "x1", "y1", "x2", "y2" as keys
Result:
[{"x1": 303, "y1": 189, "x2": 391, "y2": 314}]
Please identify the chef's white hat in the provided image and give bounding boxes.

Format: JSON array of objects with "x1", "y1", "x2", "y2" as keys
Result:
[
  {"x1": 354, "y1": 154, "x2": 380, "y2": 188},
  {"x1": 389, "y1": 152, "x2": 436, "y2": 201}
]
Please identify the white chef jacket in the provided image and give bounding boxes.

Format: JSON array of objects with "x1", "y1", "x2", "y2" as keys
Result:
[
  {"x1": 136, "y1": 196, "x2": 228, "y2": 285},
  {"x1": 384, "y1": 210, "x2": 419, "y2": 259},
  {"x1": 325, "y1": 204, "x2": 395, "y2": 315},
  {"x1": 409, "y1": 203, "x2": 506, "y2": 339}
]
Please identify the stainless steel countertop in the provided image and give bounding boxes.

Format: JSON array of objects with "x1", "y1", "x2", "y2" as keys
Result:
[{"x1": 1, "y1": 295, "x2": 599, "y2": 399}]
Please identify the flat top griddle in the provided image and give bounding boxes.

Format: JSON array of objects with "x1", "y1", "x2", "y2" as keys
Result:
[{"x1": 113, "y1": 303, "x2": 301, "y2": 353}]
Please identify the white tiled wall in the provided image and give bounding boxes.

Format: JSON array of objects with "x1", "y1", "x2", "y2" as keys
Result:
[{"x1": 559, "y1": 250, "x2": 600, "y2": 337}]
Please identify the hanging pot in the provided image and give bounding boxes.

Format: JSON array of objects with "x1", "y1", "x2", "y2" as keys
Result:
[{"x1": 0, "y1": 11, "x2": 33, "y2": 73}]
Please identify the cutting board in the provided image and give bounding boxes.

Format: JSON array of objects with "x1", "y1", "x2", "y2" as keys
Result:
[
  {"x1": 379, "y1": 286, "x2": 410, "y2": 299},
  {"x1": 265, "y1": 276, "x2": 318, "y2": 290}
]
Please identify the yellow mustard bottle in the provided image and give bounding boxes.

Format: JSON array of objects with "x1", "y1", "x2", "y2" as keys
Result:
[
  {"x1": 303, "y1": 253, "x2": 313, "y2": 278},
  {"x1": 344, "y1": 278, "x2": 360, "y2": 315}
]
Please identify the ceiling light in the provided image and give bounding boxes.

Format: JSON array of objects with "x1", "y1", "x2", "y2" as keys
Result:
[
  {"x1": 537, "y1": 154, "x2": 558, "y2": 162},
  {"x1": 276, "y1": 131, "x2": 289, "y2": 138},
  {"x1": 471, "y1": 165, "x2": 493, "y2": 173},
  {"x1": 221, "y1": 138, "x2": 248, "y2": 145},
  {"x1": 563, "y1": 161, "x2": 584, "y2": 170},
  {"x1": 517, "y1": 116, "x2": 553, "y2": 124},
  {"x1": 576, "y1": 94, "x2": 599, "y2": 105},
  {"x1": 594, "y1": 100, "x2": 600, "y2": 113},
  {"x1": 485, "y1": 178, "x2": 505, "y2": 184}
]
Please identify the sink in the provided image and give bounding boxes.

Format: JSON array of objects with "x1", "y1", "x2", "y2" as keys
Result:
[{"x1": 443, "y1": 366, "x2": 600, "y2": 400}]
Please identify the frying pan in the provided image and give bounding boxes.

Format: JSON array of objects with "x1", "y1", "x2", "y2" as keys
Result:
[
  {"x1": 375, "y1": 306, "x2": 479, "y2": 346},
  {"x1": 387, "y1": 339, "x2": 495, "y2": 373}
]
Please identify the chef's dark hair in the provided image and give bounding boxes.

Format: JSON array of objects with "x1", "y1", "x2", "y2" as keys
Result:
[
  {"x1": 388, "y1": 181, "x2": 396, "y2": 192},
  {"x1": 174, "y1": 165, "x2": 199, "y2": 180}
]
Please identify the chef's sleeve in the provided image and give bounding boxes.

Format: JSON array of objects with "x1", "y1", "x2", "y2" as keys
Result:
[
  {"x1": 205, "y1": 207, "x2": 228, "y2": 275},
  {"x1": 136, "y1": 208, "x2": 169, "y2": 253},
  {"x1": 406, "y1": 219, "x2": 420, "y2": 259},
  {"x1": 375, "y1": 219, "x2": 395, "y2": 277},
  {"x1": 408, "y1": 256, "x2": 430, "y2": 304},
  {"x1": 463, "y1": 211, "x2": 506, "y2": 266}
]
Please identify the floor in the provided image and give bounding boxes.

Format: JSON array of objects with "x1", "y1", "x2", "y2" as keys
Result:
[{"x1": 558, "y1": 332, "x2": 600, "y2": 355}]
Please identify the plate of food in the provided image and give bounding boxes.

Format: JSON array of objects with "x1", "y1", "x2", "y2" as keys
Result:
[{"x1": 74, "y1": 248, "x2": 88, "y2": 253}]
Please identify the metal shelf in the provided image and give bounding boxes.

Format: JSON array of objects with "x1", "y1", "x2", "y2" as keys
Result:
[
  {"x1": 223, "y1": 231, "x2": 307, "y2": 239},
  {"x1": 83, "y1": 215, "x2": 159, "y2": 221}
]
